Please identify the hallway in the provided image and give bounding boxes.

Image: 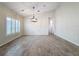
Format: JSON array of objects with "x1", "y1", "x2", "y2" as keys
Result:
[{"x1": 0, "y1": 35, "x2": 79, "y2": 56}]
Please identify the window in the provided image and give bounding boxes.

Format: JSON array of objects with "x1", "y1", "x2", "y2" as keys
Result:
[
  {"x1": 6, "y1": 17, "x2": 12, "y2": 35},
  {"x1": 16, "y1": 20, "x2": 20, "y2": 32},
  {"x1": 12, "y1": 19, "x2": 16, "y2": 33},
  {"x1": 16, "y1": 20, "x2": 18, "y2": 32},
  {"x1": 6, "y1": 17, "x2": 20, "y2": 35},
  {"x1": 18, "y1": 20, "x2": 20, "y2": 32}
]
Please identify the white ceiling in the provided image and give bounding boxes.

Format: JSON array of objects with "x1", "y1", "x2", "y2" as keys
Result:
[{"x1": 1, "y1": 2, "x2": 60, "y2": 17}]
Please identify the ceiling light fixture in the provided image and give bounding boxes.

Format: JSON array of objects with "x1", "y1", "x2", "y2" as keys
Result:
[
  {"x1": 31, "y1": 14, "x2": 37, "y2": 22},
  {"x1": 31, "y1": 6, "x2": 38, "y2": 22}
]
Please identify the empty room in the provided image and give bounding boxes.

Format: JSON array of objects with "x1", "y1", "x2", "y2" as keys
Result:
[{"x1": 0, "y1": 2, "x2": 79, "y2": 56}]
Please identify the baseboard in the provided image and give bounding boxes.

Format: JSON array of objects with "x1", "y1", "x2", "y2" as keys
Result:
[
  {"x1": 54, "y1": 33, "x2": 79, "y2": 46},
  {"x1": 23, "y1": 34, "x2": 48, "y2": 36},
  {"x1": 0, "y1": 34, "x2": 23, "y2": 47}
]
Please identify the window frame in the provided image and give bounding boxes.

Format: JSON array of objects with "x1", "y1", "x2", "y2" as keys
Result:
[{"x1": 6, "y1": 16, "x2": 20, "y2": 36}]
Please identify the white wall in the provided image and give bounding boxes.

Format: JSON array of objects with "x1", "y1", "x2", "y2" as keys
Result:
[
  {"x1": 24, "y1": 11, "x2": 53, "y2": 35},
  {"x1": 55, "y1": 2, "x2": 79, "y2": 46},
  {"x1": 0, "y1": 4, "x2": 24, "y2": 46}
]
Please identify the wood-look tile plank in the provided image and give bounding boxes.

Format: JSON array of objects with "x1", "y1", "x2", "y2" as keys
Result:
[{"x1": 0, "y1": 35, "x2": 79, "y2": 56}]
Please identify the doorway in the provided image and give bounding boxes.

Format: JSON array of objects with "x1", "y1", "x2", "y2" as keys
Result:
[{"x1": 48, "y1": 17, "x2": 53, "y2": 35}]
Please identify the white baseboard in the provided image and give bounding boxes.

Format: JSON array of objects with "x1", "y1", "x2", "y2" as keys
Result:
[
  {"x1": 54, "y1": 33, "x2": 79, "y2": 46},
  {"x1": 0, "y1": 34, "x2": 22, "y2": 47}
]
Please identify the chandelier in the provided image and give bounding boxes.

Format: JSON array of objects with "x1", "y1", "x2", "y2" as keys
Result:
[
  {"x1": 31, "y1": 14, "x2": 37, "y2": 22},
  {"x1": 31, "y1": 6, "x2": 38, "y2": 22}
]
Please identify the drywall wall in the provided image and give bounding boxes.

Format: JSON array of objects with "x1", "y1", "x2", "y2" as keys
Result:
[
  {"x1": 24, "y1": 11, "x2": 53, "y2": 35},
  {"x1": 0, "y1": 4, "x2": 24, "y2": 46},
  {"x1": 55, "y1": 2, "x2": 79, "y2": 46}
]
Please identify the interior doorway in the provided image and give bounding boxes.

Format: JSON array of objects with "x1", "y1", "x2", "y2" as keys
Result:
[{"x1": 48, "y1": 17, "x2": 53, "y2": 35}]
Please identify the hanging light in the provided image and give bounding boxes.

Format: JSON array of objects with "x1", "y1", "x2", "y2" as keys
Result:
[
  {"x1": 31, "y1": 14, "x2": 37, "y2": 22},
  {"x1": 31, "y1": 6, "x2": 38, "y2": 22}
]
